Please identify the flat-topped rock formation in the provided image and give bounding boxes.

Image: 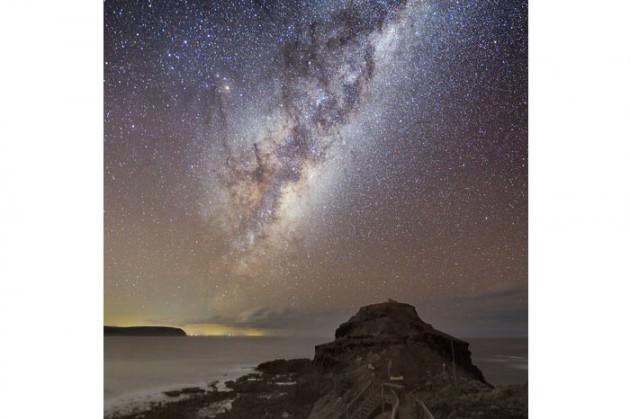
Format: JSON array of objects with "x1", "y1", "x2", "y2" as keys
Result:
[
  {"x1": 307, "y1": 300, "x2": 512, "y2": 418},
  {"x1": 314, "y1": 299, "x2": 488, "y2": 386},
  {"x1": 104, "y1": 326, "x2": 186, "y2": 336}
]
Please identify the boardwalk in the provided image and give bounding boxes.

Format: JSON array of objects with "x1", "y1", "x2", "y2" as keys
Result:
[{"x1": 343, "y1": 377, "x2": 434, "y2": 419}]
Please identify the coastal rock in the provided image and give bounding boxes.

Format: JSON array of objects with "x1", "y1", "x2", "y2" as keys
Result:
[
  {"x1": 104, "y1": 326, "x2": 187, "y2": 336},
  {"x1": 305, "y1": 301, "x2": 506, "y2": 419},
  {"x1": 313, "y1": 300, "x2": 488, "y2": 386},
  {"x1": 257, "y1": 359, "x2": 313, "y2": 375}
]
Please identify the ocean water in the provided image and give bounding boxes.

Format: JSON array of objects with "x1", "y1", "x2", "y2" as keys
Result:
[
  {"x1": 467, "y1": 338, "x2": 528, "y2": 385},
  {"x1": 104, "y1": 336, "x2": 527, "y2": 413},
  {"x1": 104, "y1": 336, "x2": 321, "y2": 414}
]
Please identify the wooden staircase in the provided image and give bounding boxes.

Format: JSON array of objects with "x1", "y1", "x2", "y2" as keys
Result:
[
  {"x1": 352, "y1": 393, "x2": 381, "y2": 419},
  {"x1": 345, "y1": 380, "x2": 402, "y2": 419},
  {"x1": 346, "y1": 380, "x2": 385, "y2": 419}
]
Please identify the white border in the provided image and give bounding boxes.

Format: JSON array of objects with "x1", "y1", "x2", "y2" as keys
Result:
[
  {"x1": 530, "y1": 0, "x2": 630, "y2": 417},
  {"x1": 1, "y1": 1, "x2": 630, "y2": 417},
  {"x1": 0, "y1": 1, "x2": 103, "y2": 417}
]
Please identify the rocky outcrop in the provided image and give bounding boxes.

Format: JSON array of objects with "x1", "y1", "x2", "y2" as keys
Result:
[
  {"x1": 257, "y1": 358, "x2": 313, "y2": 375},
  {"x1": 104, "y1": 326, "x2": 187, "y2": 336},
  {"x1": 305, "y1": 300, "x2": 512, "y2": 419},
  {"x1": 313, "y1": 300, "x2": 488, "y2": 386}
]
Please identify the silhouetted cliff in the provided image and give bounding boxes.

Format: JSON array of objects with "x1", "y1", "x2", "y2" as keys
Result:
[
  {"x1": 314, "y1": 299, "x2": 488, "y2": 385},
  {"x1": 104, "y1": 326, "x2": 186, "y2": 336}
]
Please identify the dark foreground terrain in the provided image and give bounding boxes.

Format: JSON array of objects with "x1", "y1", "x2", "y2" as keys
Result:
[{"x1": 107, "y1": 301, "x2": 527, "y2": 419}]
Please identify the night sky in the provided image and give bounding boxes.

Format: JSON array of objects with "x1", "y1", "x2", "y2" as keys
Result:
[{"x1": 104, "y1": 0, "x2": 527, "y2": 337}]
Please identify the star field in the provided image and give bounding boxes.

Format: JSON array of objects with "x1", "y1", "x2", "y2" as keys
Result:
[{"x1": 105, "y1": 0, "x2": 527, "y2": 336}]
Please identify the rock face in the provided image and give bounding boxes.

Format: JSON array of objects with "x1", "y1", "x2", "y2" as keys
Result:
[
  {"x1": 104, "y1": 326, "x2": 186, "y2": 336},
  {"x1": 314, "y1": 300, "x2": 488, "y2": 386},
  {"x1": 305, "y1": 300, "x2": 516, "y2": 419}
]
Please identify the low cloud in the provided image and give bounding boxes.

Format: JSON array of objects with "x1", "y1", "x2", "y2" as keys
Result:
[
  {"x1": 416, "y1": 287, "x2": 528, "y2": 338},
  {"x1": 186, "y1": 307, "x2": 296, "y2": 329},
  {"x1": 182, "y1": 306, "x2": 352, "y2": 338},
  {"x1": 153, "y1": 288, "x2": 527, "y2": 338},
  {"x1": 235, "y1": 307, "x2": 295, "y2": 329}
]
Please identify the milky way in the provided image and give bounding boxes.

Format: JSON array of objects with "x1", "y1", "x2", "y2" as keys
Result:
[
  {"x1": 105, "y1": 0, "x2": 527, "y2": 337},
  {"x1": 203, "y1": 1, "x2": 415, "y2": 263}
]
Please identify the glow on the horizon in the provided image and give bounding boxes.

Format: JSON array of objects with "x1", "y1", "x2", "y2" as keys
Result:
[{"x1": 183, "y1": 323, "x2": 267, "y2": 337}]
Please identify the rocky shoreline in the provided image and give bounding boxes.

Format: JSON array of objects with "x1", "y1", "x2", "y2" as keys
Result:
[
  {"x1": 106, "y1": 359, "x2": 323, "y2": 419},
  {"x1": 106, "y1": 301, "x2": 527, "y2": 419}
]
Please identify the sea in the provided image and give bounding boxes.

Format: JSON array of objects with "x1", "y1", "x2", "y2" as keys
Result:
[{"x1": 104, "y1": 336, "x2": 527, "y2": 415}]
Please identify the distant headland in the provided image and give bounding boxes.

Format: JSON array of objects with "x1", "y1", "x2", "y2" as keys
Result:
[{"x1": 104, "y1": 326, "x2": 186, "y2": 336}]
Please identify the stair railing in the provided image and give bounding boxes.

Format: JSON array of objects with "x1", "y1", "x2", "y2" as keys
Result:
[
  {"x1": 389, "y1": 388, "x2": 400, "y2": 419},
  {"x1": 345, "y1": 379, "x2": 375, "y2": 419},
  {"x1": 410, "y1": 394, "x2": 435, "y2": 419}
]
